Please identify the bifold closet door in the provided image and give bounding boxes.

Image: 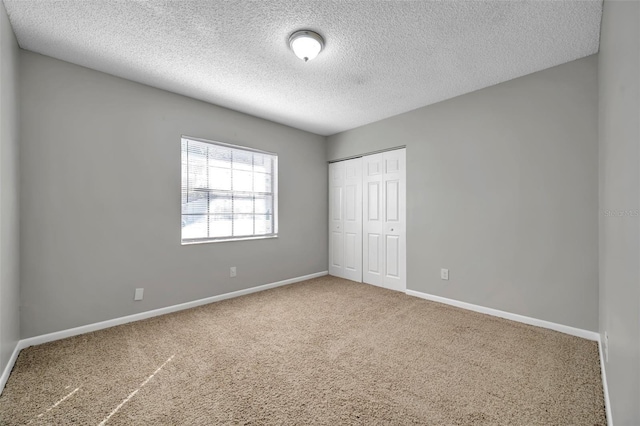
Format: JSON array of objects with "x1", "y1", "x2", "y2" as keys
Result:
[
  {"x1": 328, "y1": 158, "x2": 363, "y2": 282},
  {"x1": 363, "y1": 149, "x2": 406, "y2": 292}
]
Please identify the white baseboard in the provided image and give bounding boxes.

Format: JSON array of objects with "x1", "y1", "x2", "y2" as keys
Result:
[
  {"x1": 0, "y1": 271, "x2": 328, "y2": 395},
  {"x1": 0, "y1": 341, "x2": 22, "y2": 395},
  {"x1": 405, "y1": 289, "x2": 600, "y2": 341},
  {"x1": 598, "y1": 336, "x2": 613, "y2": 426}
]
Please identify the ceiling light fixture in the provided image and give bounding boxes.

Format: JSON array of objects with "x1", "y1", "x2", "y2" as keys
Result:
[{"x1": 289, "y1": 30, "x2": 324, "y2": 62}]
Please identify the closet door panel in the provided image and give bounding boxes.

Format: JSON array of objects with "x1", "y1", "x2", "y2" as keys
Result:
[
  {"x1": 331, "y1": 231, "x2": 343, "y2": 268},
  {"x1": 367, "y1": 234, "x2": 380, "y2": 273},
  {"x1": 328, "y1": 162, "x2": 344, "y2": 277},
  {"x1": 342, "y1": 158, "x2": 363, "y2": 281},
  {"x1": 363, "y1": 153, "x2": 384, "y2": 287},
  {"x1": 381, "y1": 149, "x2": 406, "y2": 291},
  {"x1": 385, "y1": 235, "x2": 400, "y2": 278},
  {"x1": 329, "y1": 158, "x2": 362, "y2": 282}
]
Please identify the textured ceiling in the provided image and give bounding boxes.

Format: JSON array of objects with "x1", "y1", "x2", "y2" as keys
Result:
[{"x1": 3, "y1": 0, "x2": 602, "y2": 136}]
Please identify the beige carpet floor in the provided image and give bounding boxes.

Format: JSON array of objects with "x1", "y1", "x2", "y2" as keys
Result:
[{"x1": 0, "y1": 276, "x2": 605, "y2": 425}]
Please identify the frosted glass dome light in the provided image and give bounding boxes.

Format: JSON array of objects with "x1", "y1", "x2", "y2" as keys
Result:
[{"x1": 289, "y1": 30, "x2": 324, "y2": 62}]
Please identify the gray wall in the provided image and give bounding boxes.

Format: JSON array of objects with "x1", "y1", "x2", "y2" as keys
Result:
[
  {"x1": 19, "y1": 51, "x2": 327, "y2": 338},
  {"x1": 0, "y1": 1, "x2": 20, "y2": 376},
  {"x1": 598, "y1": 0, "x2": 640, "y2": 423},
  {"x1": 328, "y1": 56, "x2": 599, "y2": 331}
]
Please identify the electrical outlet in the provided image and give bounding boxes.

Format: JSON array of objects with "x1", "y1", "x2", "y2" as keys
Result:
[
  {"x1": 134, "y1": 288, "x2": 144, "y2": 301},
  {"x1": 604, "y1": 332, "x2": 609, "y2": 363},
  {"x1": 230, "y1": 267, "x2": 237, "y2": 278},
  {"x1": 440, "y1": 268, "x2": 449, "y2": 280}
]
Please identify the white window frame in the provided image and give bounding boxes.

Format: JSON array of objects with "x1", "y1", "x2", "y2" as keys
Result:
[{"x1": 181, "y1": 136, "x2": 278, "y2": 244}]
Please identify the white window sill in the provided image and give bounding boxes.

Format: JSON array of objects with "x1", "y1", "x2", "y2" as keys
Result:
[{"x1": 181, "y1": 235, "x2": 278, "y2": 245}]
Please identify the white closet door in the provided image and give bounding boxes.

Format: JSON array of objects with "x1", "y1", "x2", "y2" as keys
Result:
[
  {"x1": 329, "y1": 161, "x2": 345, "y2": 277},
  {"x1": 381, "y1": 149, "x2": 406, "y2": 291},
  {"x1": 363, "y1": 149, "x2": 406, "y2": 292},
  {"x1": 363, "y1": 153, "x2": 384, "y2": 287},
  {"x1": 329, "y1": 158, "x2": 363, "y2": 282}
]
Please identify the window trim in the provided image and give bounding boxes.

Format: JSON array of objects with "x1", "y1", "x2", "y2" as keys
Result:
[{"x1": 181, "y1": 135, "x2": 278, "y2": 245}]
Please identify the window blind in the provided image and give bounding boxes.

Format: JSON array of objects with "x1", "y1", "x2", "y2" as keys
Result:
[{"x1": 181, "y1": 137, "x2": 278, "y2": 243}]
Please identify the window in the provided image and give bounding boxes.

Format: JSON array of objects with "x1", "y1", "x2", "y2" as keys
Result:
[{"x1": 181, "y1": 137, "x2": 278, "y2": 243}]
